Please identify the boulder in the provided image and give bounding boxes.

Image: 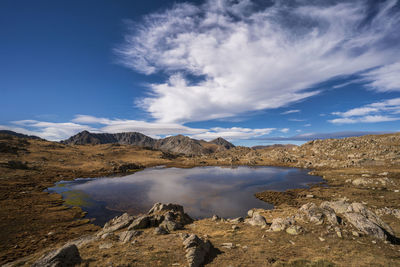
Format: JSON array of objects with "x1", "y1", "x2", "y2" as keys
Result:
[
  {"x1": 246, "y1": 213, "x2": 267, "y2": 226},
  {"x1": 182, "y1": 234, "x2": 211, "y2": 267},
  {"x1": 31, "y1": 244, "x2": 81, "y2": 267},
  {"x1": 270, "y1": 217, "x2": 295, "y2": 232},
  {"x1": 128, "y1": 215, "x2": 150, "y2": 230},
  {"x1": 154, "y1": 226, "x2": 169, "y2": 235},
  {"x1": 300, "y1": 203, "x2": 338, "y2": 225},
  {"x1": 343, "y1": 212, "x2": 387, "y2": 240},
  {"x1": 100, "y1": 213, "x2": 134, "y2": 235}
]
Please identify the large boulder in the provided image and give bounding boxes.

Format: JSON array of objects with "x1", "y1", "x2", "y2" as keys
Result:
[
  {"x1": 299, "y1": 202, "x2": 338, "y2": 225},
  {"x1": 100, "y1": 213, "x2": 134, "y2": 235},
  {"x1": 31, "y1": 244, "x2": 81, "y2": 267}
]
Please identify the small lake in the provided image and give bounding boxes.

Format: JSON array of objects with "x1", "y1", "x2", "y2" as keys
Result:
[{"x1": 47, "y1": 166, "x2": 324, "y2": 225}]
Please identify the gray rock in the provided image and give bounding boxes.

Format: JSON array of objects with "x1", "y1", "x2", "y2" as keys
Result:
[
  {"x1": 31, "y1": 244, "x2": 81, "y2": 267},
  {"x1": 182, "y1": 234, "x2": 211, "y2": 267},
  {"x1": 128, "y1": 215, "x2": 150, "y2": 230},
  {"x1": 343, "y1": 212, "x2": 386, "y2": 240},
  {"x1": 300, "y1": 203, "x2": 338, "y2": 225},
  {"x1": 246, "y1": 213, "x2": 267, "y2": 226},
  {"x1": 320, "y1": 200, "x2": 350, "y2": 214},
  {"x1": 229, "y1": 217, "x2": 244, "y2": 223},
  {"x1": 100, "y1": 213, "x2": 134, "y2": 234},
  {"x1": 154, "y1": 226, "x2": 169, "y2": 235},
  {"x1": 118, "y1": 230, "x2": 141, "y2": 243},
  {"x1": 270, "y1": 217, "x2": 295, "y2": 232},
  {"x1": 160, "y1": 219, "x2": 183, "y2": 231},
  {"x1": 212, "y1": 214, "x2": 220, "y2": 221}
]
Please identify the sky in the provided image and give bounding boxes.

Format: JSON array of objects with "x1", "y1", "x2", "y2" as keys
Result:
[{"x1": 1, "y1": 0, "x2": 400, "y2": 146}]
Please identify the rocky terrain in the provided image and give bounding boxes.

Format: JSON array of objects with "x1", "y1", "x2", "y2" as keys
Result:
[
  {"x1": 61, "y1": 131, "x2": 235, "y2": 156},
  {"x1": 1, "y1": 131, "x2": 400, "y2": 266}
]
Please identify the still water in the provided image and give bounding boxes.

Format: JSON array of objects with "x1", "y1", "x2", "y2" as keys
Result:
[{"x1": 48, "y1": 166, "x2": 323, "y2": 225}]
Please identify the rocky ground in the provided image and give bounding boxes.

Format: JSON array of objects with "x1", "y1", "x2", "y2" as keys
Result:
[{"x1": 1, "y1": 132, "x2": 400, "y2": 266}]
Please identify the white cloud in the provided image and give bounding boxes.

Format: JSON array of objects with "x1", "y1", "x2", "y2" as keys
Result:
[
  {"x1": 191, "y1": 127, "x2": 276, "y2": 141},
  {"x1": 329, "y1": 97, "x2": 400, "y2": 124},
  {"x1": 288, "y1": 119, "x2": 306, "y2": 122},
  {"x1": 362, "y1": 62, "x2": 400, "y2": 92},
  {"x1": 280, "y1": 128, "x2": 290, "y2": 133},
  {"x1": 281, "y1": 110, "x2": 300, "y2": 115},
  {"x1": 117, "y1": 0, "x2": 400, "y2": 123}
]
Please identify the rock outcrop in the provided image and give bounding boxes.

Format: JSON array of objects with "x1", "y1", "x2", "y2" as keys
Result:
[
  {"x1": 31, "y1": 244, "x2": 81, "y2": 267},
  {"x1": 181, "y1": 233, "x2": 211, "y2": 267}
]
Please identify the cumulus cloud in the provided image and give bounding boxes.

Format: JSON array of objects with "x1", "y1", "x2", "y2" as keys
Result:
[
  {"x1": 329, "y1": 97, "x2": 400, "y2": 124},
  {"x1": 280, "y1": 128, "x2": 290, "y2": 133},
  {"x1": 116, "y1": 0, "x2": 400, "y2": 123},
  {"x1": 3, "y1": 115, "x2": 277, "y2": 142}
]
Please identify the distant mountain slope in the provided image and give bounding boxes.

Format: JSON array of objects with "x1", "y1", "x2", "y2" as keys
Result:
[
  {"x1": 0, "y1": 130, "x2": 43, "y2": 140},
  {"x1": 61, "y1": 131, "x2": 235, "y2": 156},
  {"x1": 210, "y1": 137, "x2": 235, "y2": 149}
]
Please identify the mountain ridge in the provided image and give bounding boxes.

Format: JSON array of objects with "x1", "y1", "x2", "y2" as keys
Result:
[{"x1": 61, "y1": 130, "x2": 235, "y2": 156}]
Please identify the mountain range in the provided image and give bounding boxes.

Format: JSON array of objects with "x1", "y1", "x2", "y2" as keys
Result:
[{"x1": 61, "y1": 130, "x2": 235, "y2": 156}]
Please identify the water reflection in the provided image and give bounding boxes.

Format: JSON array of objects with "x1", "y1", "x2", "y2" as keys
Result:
[{"x1": 48, "y1": 166, "x2": 323, "y2": 225}]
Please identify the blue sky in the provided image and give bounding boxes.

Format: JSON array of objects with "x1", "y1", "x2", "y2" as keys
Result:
[{"x1": 1, "y1": 0, "x2": 400, "y2": 146}]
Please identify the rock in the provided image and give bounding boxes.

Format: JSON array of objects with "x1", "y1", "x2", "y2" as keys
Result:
[
  {"x1": 306, "y1": 194, "x2": 314, "y2": 198},
  {"x1": 100, "y1": 213, "x2": 134, "y2": 234},
  {"x1": 148, "y1": 202, "x2": 184, "y2": 215},
  {"x1": 247, "y1": 209, "x2": 255, "y2": 217},
  {"x1": 99, "y1": 242, "x2": 113, "y2": 249},
  {"x1": 32, "y1": 244, "x2": 81, "y2": 267},
  {"x1": 128, "y1": 215, "x2": 150, "y2": 230},
  {"x1": 221, "y1": 243, "x2": 234, "y2": 249},
  {"x1": 343, "y1": 212, "x2": 387, "y2": 240},
  {"x1": 246, "y1": 213, "x2": 267, "y2": 227},
  {"x1": 286, "y1": 225, "x2": 303, "y2": 235},
  {"x1": 182, "y1": 234, "x2": 211, "y2": 267},
  {"x1": 160, "y1": 219, "x2": 183, "y2": 231},
  {"x1": 154, "y1": 226, "x2": 169, "y2": 235},
  {"x1": 346, "y1": 203, "x2": 394, "y2": 235},
  {"x1": 319, "y1": 237, "x2": 325, "y2": 242},
  {"x1": 352, "y1": 231, "x2": 360, "y2": 237},
  {"x1": 320, "y1": 200, "x2": 350, "y2": 214},
  {"x1": 118, "y1": 230, "x2": 141, "y2": 243},
  {"x1": 300, "y1": 203, "x2": 338, "y2": 225},
  {"x1": 232, "y1": 225, "x2": 239, "y2": 231},
  {"x1": 229, "y1": 217, "x2": 244, "y2": 223},
  {"x1": 212, "y1": 214, "x2": 220, "y2": 221},
  {"x1": 270, "y1": 217, "x2": 295, "y2": 232}
]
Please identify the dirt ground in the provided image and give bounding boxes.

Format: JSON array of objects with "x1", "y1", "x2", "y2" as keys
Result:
[{"x1": 1, "y1": 133, "x2": 400, "y2": 266}]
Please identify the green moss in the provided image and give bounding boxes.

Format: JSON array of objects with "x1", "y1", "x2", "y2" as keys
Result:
[{"x1": 63, "y1": 190, "x2": 95, "y2": 207}]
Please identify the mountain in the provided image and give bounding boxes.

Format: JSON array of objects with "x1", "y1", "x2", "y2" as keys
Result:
[
  {"x1": 210, "y1": 137, "x2": 235, "y2": 149},
  {"x1": 0, "y1": 130, "x2": 43, "y2": 140},
  {"x1": 61, "y1": 131, "x2": 235, "y2": 156}
]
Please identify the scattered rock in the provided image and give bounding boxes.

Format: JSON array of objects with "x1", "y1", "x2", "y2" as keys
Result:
[
  {"x1": 232, "y1": 225, "x2": 240, "y2": 231},
  {"x1": 99, "y1": 213, "x2": 134, "y2": 235},
  {"x1": 31, "y1": 244, "x2": 81, "y2": 267},
  {"x1": 228, "y1": 217, "x2": 244, "y2": 223}
]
